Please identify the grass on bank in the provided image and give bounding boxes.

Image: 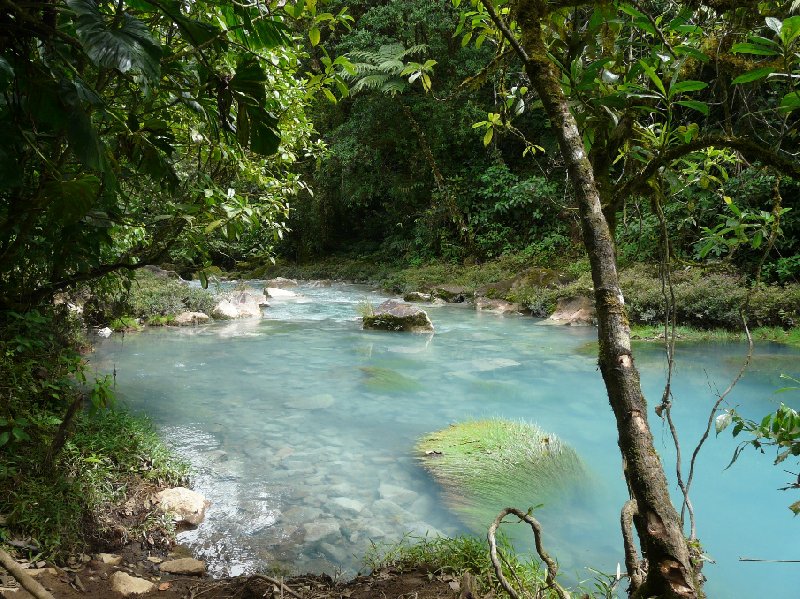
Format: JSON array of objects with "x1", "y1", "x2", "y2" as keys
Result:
[
  {"x1": 365, "y1": 533, "x2": 621, "y2": 598},
  {"x1": 248, "y1": 254, "x2": 800, "y2": 347},
  {"x1": 1, "y1": 409, "x2": 188, "y2": 560}
]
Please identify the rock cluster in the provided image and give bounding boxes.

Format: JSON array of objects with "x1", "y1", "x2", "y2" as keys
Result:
[{"x1": 362, "y1": 300, "x2": 434, "y2": 333}]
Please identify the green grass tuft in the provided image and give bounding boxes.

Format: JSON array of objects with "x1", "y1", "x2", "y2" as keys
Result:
[{"x1": 417, "y1": 420, "x2": 586, "y2": 532}]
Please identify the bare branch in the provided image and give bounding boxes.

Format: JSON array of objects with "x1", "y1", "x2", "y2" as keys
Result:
[{"x1": 487, "y1": 507, "x2": 570, "y2": 599}]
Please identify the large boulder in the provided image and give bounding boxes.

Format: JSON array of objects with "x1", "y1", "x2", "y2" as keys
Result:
[
  {"x1": 174, "y1": 311, "x2": 210, "y2": 326},
  {"x1": 265, "y1": 277, "x2": 298, "y2": 288},
  {"x1": 264, "y1": 287, "x2": 298, "y2": 299},
  {"x1": 362, "y1": 300, "x2": 434, "y2": 333},
  {"x1": 417, "y1": 420, "x2": 586, "y2": 533},
  {"x1": 548, "y1": 295, "x2": 596, "y2": 326},
  {"x1": 212, "y1": 290, "x2": 267, "y2": 319},
  {"x1": 155, "y1": 487, "x2": 210, "y2": 526}
]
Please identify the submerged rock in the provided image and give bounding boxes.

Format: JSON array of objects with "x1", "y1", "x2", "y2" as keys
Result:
[
  {"x1": 110, "y1": 571, "x2": 155, "y2": 596},
  {"x1": 156, "y1": 487, "x2": 210, "y2": 526},
  {"x1": 174, "y1": 311, "x2": 210, "y2": 326},
  {"x1": 548, "y1": 295, "x2": 596, "y2": 326},
  {"x1": 362, "y1": 300, "x2": 434, "y2": 333},
  {"x1": 303, "y1": 519, "x2": 341, "y2": 543}
]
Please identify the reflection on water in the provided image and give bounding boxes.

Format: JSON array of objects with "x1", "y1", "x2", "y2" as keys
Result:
[{"x1": 91, "y1": 283, "x2": 800, "y2": 596}]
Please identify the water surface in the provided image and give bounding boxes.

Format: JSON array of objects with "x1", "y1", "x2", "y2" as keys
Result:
[{"x1": 90, "y1": 283, "x2": 800, "y2": 596}]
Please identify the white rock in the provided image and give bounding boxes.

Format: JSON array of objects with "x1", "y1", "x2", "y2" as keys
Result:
[
  {"x1": 97, "y1": 327, "x2": 112, "y2": 338},
  {"x1": 212, "y1": 299, "x2": 239, "y2": 319},
  {"x1": 265, "y1": 287, "x2": 297, "y2": 298},
  {"x1": 173, "y1": 311, "x2": 209, "y2": 326},
  {"x1": 159, "y1": 558, "x2": 206, "y2": 576},
  {"x1": 265, "y1": 277, "x2": 298, "y2": 288},
  {"x1": 110, "y1": 571, "x2": 155, "y2": 596},
  {"x1": 155, "y1": 487, "x2": 210, "y2": 526}
]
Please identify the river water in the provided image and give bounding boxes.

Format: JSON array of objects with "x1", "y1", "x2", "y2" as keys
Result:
[{"x1": 90, "y1": 282, "x2": 799, "y2": 597}]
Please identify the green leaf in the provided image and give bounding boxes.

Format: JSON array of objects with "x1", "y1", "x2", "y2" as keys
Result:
[
  {"x1": 732, "y1": 67, "x2": 776, "y2": 84},
  {"x1": 0, "y1": 432, "x2": 8, "y2": 447},
  {"x1": 44, "y1": 175, "x2": 101, "y2": 224},
  {"x1": 322, "y1": 87, "x2": 337, "y2": 103},
  {"x1": 675, "y1": 100, "x2": 709, "y2": 116},
  {"x1": 673, "y1": 45, "x2": 710, "y2": 62},
  {"x1": 668, "y1": 80, "x2": 707, "y2": 97},
  {"x1": 309, "y1": 27, "x2": 321, "y2": 46},
  {"x1": 638, "y1": 60, "x2": 666, "y2": 96},
  {"x1": 249, "y1": 109, "x2": 281, "y2": 155},
  {"x1": 731, "y1": 42, "x2": 779, "y2": 56},
  {"x1": 780, "y1": 91, "x2": 800, "y2": 112},
  {"x1": 765, "y1": 17, "x2": 782, "y2": 36},
  {"x1": 781, "y1": 16, "x2": 800, "y2": 46},
  {"x1": 68, "y1": 0, "x2": 161, "y2": 81},
  {"x1": 483, "y1": 127, "x2": 493, "y2": 146}
]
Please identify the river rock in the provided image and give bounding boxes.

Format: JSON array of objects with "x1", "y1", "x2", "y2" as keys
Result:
[
  {"x1": 303, "y1": 520, "x2": 341, "y2": 543},
  {"x1": 265, "y1": 277, "x2": 298, "y2": 288},
  {"x1": 378, "y1": 482, "x2": 417, "y2": 505},
  {"x1": 475, "y1": 298, "x2": 520, "y2": 314},
  {"x1": 159, "y1": 558, "x2": 206, "y2": 576},
  {"x1": 212, "y1": 290, "x2": 267, "y2": 319},
  {"x1": 155, "y1": 487, "x2": 210, "y2": 525},
  {"x1": 265, "y1": 287, "x2": 298, "y2": 298},
  {"x1": 308, "y1": 279, "x2": 332, "y2": 287},
  {"x1": 362, "y1": 300, "x2": 434, "y2": 333},
  {"x1": 403, "y1": 291, "x2": 433, "y2": 302},
  {"x1": 110, "y1": 571, "x2": 155, "y2": 596},
  {"x1": 96, "y1": 552, "x2": 123, "y2": 565},
  {"x1": 97, "y1": 326, "x2": 113, "y2": 338},
  {"x1": 331, "y1": 496, "x2": 365, "y2": 514},
  {"x1": 174, "y1": 311, "x2": 210, "y2": 326},
  {"x1": 548, "y1": 295, "x2": 596, "y2": 326},
  {"x1": 432, "y1": 286, "x2": 468, "y2": 303}
]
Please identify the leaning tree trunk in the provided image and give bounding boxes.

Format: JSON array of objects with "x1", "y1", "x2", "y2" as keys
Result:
[{"x1": 506, "y1": 4, "x2": 700, "y2": 598}]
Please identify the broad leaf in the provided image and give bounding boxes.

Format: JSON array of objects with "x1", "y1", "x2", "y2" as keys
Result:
[
  {"x1": 731, "y1": 42, "x2": 779, "y2": 56},
  {"x1": 68, "y1": 0, "x2": 161, "y2": 81},
  {"x1": 669, "y1": 80, "x2": 707, "y2": 97},
  {"x1": 732, "y1": 67, "x2": 776, "y2": 84},
  {"x1": 675, "y1": 100, "x2": 709, "y2": 116},
  {"x1": 780, "y1": 91, "x2": 800, "y2": 113}
]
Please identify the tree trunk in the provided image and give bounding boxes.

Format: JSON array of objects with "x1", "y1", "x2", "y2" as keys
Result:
[{"x1": 514, "y1": 5, "x2": 699, "y2": 598}]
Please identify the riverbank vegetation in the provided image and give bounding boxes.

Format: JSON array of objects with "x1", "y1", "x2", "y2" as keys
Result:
[{"x1": 2, "y1": 0, "x2": 800, "y2": 597}]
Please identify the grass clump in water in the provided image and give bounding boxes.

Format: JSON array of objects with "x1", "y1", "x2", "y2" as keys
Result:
[
  {"x1": 360, "y1": 366, "x2": 420, "y2": 393},
  {"x1": 416, "y1": 419, "x2": 586, "y2": 532}
]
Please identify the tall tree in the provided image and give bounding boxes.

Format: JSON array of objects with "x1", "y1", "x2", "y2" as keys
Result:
[{"x1": 456, "y1": 1, "x2": 800, "y2": 597}]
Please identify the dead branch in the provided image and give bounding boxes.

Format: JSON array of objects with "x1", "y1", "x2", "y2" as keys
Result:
[
  {"x1": 620, "y1": 500, "x2": 644, "y2": 593},
  {"x1": 249, "y1": 574, "x2": 304, "y2": 599},
  {"x1": 487, "y1": 508, "x2": 569, "y2": 599},
  {"x1": 0, "y1": 548, "x2": 55, "y2": 599}
]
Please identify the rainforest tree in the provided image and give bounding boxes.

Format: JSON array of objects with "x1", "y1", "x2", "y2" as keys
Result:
[{"x1": 452, "y1": 1, "x2": 800, "y2": 597}]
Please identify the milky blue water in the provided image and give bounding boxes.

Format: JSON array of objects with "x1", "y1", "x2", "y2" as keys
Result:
[{"x1": 90, "y1": 283, "x2": 800, "y2": 596}]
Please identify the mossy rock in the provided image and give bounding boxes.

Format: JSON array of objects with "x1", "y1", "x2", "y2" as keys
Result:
[
  {"x1": 417, "y1": 419, "x2": 586, "y2": 531},
  {"x1": 362, "y1": 300, "x2": 434, "y2": 333}
]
